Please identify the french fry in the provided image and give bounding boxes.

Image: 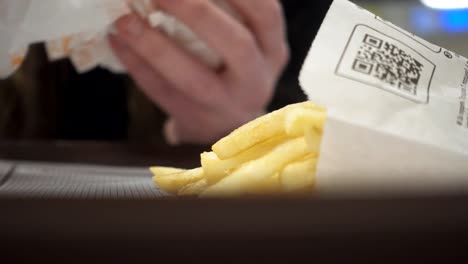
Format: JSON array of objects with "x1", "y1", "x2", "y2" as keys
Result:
[
  {"x1": 150, "y1": 166, "x2": 185, "y2": 177},
  {"x1": 285, "y1": 107, "x2": 326, "y2": 138},
  {"x1": 280, "y1": 156, "x2": 317, "y2": 193},
  {"x1": 151, "y1": 101, "x2": 327, "y2": 197},
  {"x1": 178, "y1": 179, "x2": 208, "y2": 196},
  {"x1": 152, "y1": 167, "x2": 205, "y2": 194},
  {"x1": 201, "y1": 137, "x2": 311, "y2": 197},
  {"x1": 212, "y1": 102, "x2": 320, "y2": 159},
  {"x1": 201, "y1": 135, "x2": 287, "y2": 185},
  {"x1": 305, "y1": 127, "x2": 323, "y2": 154}
]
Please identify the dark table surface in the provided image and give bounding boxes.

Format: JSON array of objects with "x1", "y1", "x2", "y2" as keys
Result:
[
  {"x1": 0, "y1": 140, "x2": 208, "y2": 168},
  {"x1": 1, "y1": 195, "x2": 468, "y2": 263}
]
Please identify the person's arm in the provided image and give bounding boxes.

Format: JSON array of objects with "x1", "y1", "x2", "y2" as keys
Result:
[
  {"x1": 270, "y1": 0, "x2": 333, "y2": 112},
  {"x1": 109, "y1": 0, "x2": 289, "y2": 145}
]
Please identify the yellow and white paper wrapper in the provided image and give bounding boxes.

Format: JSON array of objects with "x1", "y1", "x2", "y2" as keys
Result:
[
  {"x1": 301, "y1": 0, "x2": 468, "y2": 196},
  {"x1": 0, "y1": 0, "x2": 234, "y2": 78}
]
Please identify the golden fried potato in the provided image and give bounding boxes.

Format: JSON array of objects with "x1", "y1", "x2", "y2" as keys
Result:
[
  {"x1": 151, "y1": 101, "x2": 327, "y2": 197},
  {"x1": 152, "y1": 167, "x2": 205, "y2": 194},
  {"x1": 201, "y1": 135, "x2": 286, "y2": 185},
  {"x1": 177, "y1": 179, "x2": 208, "y2": 196},
  {"x1": 305, "y1": 126, "x2": 323, "y2": 154},
  {"x1": 212, "y1": 102, "x2": 320, "y2": 159},
  {"x1": 150, "y1": 166, "x2": 185, "y2": 177},
  {"x1": 280, "y1": 156, "x2": 317, "y2": 193},
  {"x1": 285, "y1": 107, "x2": 326, "y2": 138},
  {"x1": 201, "y1": 137, "x2": 310, "y2": 197}
]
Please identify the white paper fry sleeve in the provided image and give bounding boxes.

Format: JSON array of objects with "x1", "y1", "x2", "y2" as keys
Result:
[{"x1": 300, "y1": 0, "x2": 468, "y2": 196}]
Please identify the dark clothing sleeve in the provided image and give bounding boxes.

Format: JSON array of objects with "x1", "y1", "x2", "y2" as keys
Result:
[
  {"x1": 54, "y1": 65, "x2": 130, "y2": 141},
  {"x1": 269, "y1": 0, "x2": 332, "y2": 111}
]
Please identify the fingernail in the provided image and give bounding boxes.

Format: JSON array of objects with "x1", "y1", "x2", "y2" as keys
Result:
[
  {"x1": 117, "y1": 15, "x2": 144, "y2": 37},
  {"x1": 164, "y1": 119, "x2": 181, "y2": 146},
  {"x1": 130, "y1": 0, "x2": 154, "y2": 18}
]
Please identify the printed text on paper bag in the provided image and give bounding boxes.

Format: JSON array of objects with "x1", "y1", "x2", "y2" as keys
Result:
[{"x1": 458, "y1": 67, "x2": 468, "y2": 128}]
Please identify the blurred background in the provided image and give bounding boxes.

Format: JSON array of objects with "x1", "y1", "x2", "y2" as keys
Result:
[
  {"x1": 355, "y1": 0, "x2": 468, "y2": 56},
  {"x1": 0, "y1": 0, "x2": 467, "y2": 149}
]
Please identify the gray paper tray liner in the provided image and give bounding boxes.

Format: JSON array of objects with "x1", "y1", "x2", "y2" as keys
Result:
[{"x1": 0, "y1": 161, "x2": 167, "y2": 199}]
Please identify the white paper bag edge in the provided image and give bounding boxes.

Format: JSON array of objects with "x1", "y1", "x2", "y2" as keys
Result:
[{"x1": 299, "y1": 0, "x2": 468, "y2": 196}]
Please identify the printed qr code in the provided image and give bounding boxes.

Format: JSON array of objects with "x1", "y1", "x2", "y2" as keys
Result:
[
  {"x1": 336, "y1": 25, "x2": 435, "y2": 104},
  {"x1": 354, "y1": 34, "x2": 424, "y2": 96}
]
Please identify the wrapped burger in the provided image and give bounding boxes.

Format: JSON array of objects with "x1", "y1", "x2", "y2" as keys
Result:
[{"x1": 0, "y1": 0, "x2": 237, "y2": 78}]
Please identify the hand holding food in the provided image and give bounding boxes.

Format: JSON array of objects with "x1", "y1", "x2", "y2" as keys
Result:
[{"x1": 111, "y1": 0, "x2": 289, "y2": 145}]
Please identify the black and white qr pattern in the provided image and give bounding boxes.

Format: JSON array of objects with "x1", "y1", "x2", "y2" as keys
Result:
[
  {"x1": 353, "y1": 34, "x2": 424, "y2": 96},
  {"x1": 337, "y1": 25, "x2": 435, "y2": 104}
]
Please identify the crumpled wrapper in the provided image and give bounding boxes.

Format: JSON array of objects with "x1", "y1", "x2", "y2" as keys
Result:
[{"x1": 0, "y1": 0, "x2": 235, "y2": 78}]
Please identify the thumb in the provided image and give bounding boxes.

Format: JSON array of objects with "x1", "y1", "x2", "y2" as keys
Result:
[
  {"x1": 163, "y1": 118, "x2": 220, "y2": 146},
  {"x1": 163, "y1": 118, "x2": 181, "y2": 146}
]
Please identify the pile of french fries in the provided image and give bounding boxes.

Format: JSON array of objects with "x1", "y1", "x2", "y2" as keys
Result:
[{"x1": 150, "y1": 102, "x2": 327, "y2": 197}]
